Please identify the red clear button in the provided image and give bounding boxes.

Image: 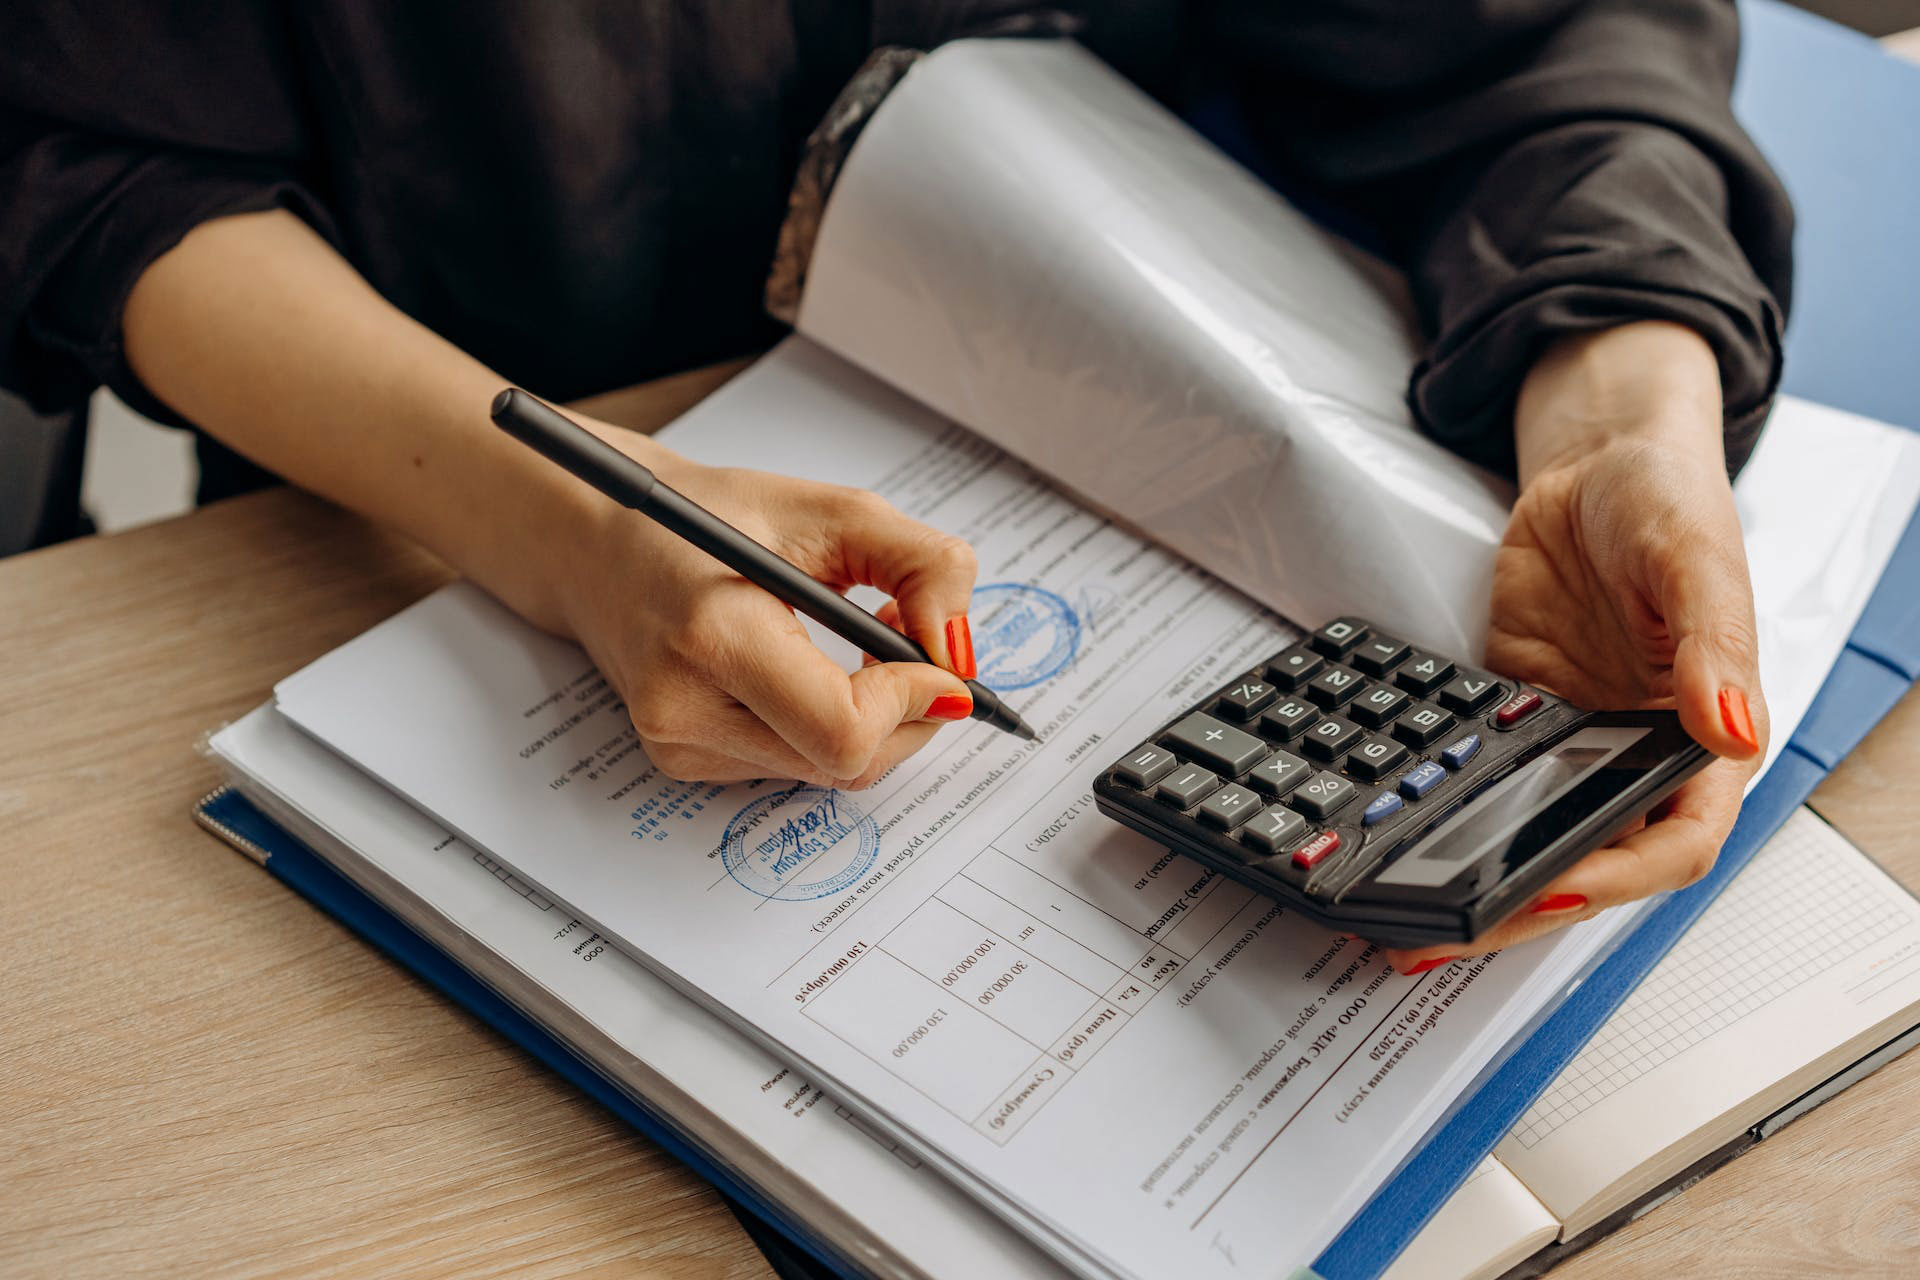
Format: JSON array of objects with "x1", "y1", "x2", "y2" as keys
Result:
[
  {"x1": 1292, "y1": 830, "x2": 1342, "y2": 869},
  {"x1": 1494, "y1": 690, "x2": 1543, "y2": 728}
]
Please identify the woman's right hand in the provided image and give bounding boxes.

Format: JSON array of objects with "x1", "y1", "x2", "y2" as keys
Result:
[{"x1": 554, "y1": 423, "x2": 982, "y2": 789}]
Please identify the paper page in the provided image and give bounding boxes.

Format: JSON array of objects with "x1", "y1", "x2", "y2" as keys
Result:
[
  {"x1": 1379, "y1": 1159, "x2": 1558, "y2": 1280},
  {"x1": 1495, "y1": 809, "x2": 1920, "y2": 1236},
  {"x1": 794, "y1": 39, "x2": 1920, "y2": 675},
  {"x1": 275, "y1": 340, "x2": 1635, "y2": 1279},
  {"x1": 210, "y1": 705, "x2": 1064, "y2": 1280}
]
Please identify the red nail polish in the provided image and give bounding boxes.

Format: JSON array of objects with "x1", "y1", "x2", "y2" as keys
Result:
[
  {"x1": 1400, "y1": 956, "x2": 1457, "y2": 976},
  {"x1": 927, "y1": 692, "x2": 973, "y2": 722},
  {"x1": 946, "y1": 616, "x2": 977, "y2": 680},
  {"x1": 1719, "y1": 688, "x2": 1758, "y2": 753},
  {"x1": 1531, "y1": 893, "x2": 1588, "y2": 915}
]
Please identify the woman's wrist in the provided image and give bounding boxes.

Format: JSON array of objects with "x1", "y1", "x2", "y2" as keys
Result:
[{"x1": 1513, "y1": 321, "x2": 1726, "y2": 488}]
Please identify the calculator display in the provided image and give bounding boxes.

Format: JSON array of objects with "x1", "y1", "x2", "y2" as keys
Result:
[{"x1": 1369, "y1": 726, "x2": 1650, "y2": 891}]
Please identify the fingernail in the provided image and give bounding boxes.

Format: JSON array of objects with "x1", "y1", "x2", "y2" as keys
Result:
[
  {"x1": 1399, "y1": 956, "x2": 1458, "y2": 976},
  {"x1": 1531, "y1": 893, "x2": 1588, "y2": 915},
  {"x1": 927, "y1": 692, "x2": 973, "y2": 722},
  {"x1": 945, "y1": 616, "x2": 977, "y2": 680},
  {"x1": 1718, "y1": 688, "x2": 1758, "y2": 753}
]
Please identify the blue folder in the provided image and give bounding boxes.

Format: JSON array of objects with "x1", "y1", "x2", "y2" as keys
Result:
[{"x1": 196, "y1": 3, "x2": 1919, "y2": 1276}]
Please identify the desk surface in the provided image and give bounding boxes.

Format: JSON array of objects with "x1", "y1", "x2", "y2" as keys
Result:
[{"x1": 4, "y1": 394, "x2": 1918, "y2": 1276}]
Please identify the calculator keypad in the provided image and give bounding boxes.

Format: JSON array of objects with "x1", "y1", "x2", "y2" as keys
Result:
[{"x1": 1098, "y1": 619, "x2": 1570, "y2": 915}]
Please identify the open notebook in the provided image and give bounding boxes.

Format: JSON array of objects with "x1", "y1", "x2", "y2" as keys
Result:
[{"x1": 202, "y1": 35, "x2": 1920, "y2": 1280}]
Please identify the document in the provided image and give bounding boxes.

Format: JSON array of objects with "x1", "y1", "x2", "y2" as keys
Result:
[
  {"x1": 211, "y1": 705, "x2": 1063, "y2": 1280},
  {"x1": 275, "y1": 342, "x2": 1676, "y2": 1277}
]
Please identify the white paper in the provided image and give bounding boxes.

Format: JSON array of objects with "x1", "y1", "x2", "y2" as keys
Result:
[
  {"x1": 274, "y1": 342, "x2": 1639, "y2": 1279},
  {"x1": 209, "y1": 705, "x2": 1064, "y2": 1280},
  {"x1": 795, "y1": 38, "x2": 1920, "y2": 680}
]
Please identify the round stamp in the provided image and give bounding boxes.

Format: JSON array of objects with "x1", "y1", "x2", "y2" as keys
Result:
[
  {"x1": 969, "y1": 582, "x2": 1081, "y2": 691},
  {"x1": 721, "y1": 785, "x2": 880, "y2": 902}
]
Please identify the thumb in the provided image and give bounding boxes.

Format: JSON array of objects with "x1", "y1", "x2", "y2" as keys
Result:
[
  {"x1": 847, "y1": 659, "x2": 977, "y2": 734},
  {"x1": 828, "y1": 489, "x2": 980, "y2": 680},
  {"x1": 1662, "y1": 548, "x2": 1766, "y2": 762}
]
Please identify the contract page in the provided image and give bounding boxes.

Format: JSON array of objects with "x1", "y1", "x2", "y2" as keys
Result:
[
  {"x1": 211, "y1": 706, "x2": 1064, "y2": 1280},
  {"x1": 276, "y1": 342, "x2": 1627, "y2": 1278}
]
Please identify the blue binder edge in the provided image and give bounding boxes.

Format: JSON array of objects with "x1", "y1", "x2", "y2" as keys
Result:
[{"x1": 198, "y1": 786, "x2": 856, "y2": 1280}]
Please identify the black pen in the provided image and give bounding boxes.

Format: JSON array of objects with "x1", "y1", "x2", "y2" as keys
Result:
[{"x1": 490, "y1": 389, "x2": 1039, "y2": 742}]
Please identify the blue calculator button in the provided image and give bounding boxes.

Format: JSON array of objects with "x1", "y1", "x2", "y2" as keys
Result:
[
  {"x1": 1362, "y1": 791, "x2": 1404, "y2": 826},
  {"x1": 1439, "y1": 734, "x2": 1482, "y2": 770},
  {"x1": 1397, "y1": 761, "x2": 1447, "y2": 799}
]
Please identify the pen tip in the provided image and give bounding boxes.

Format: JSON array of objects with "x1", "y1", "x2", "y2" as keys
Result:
[{"x1": 1015, "y1": 716, "x2": 1041, "y2": 742}]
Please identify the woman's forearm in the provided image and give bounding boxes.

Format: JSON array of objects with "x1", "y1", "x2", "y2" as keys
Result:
[
  {"x1": 1512, "y1": 320, "x2": 1726, "y2": 487},
  {"x1": 121, "y1": 208, "x2": 660, "y2": 635}
]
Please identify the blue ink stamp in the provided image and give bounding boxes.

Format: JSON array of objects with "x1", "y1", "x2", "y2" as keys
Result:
[
  {"x1": 722, "y1": 786, "x2": 880, "y2": 902},
  {"x1": 970, "y1": 582, "x2": 1080, "y2": 691}
]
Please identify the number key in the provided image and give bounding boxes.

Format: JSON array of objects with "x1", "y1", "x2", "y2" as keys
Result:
[
  {"x1": 1345, "y1": 734, "x2": 1409, "y2": 782},
  {"x1": 1392, "y1": 702, "x2": 1455, "y2": 748},
  {"x1": 1307, "y1": 665, "x2": 1363, "y2": 709},
  {"x1": 1393, "y1": 651, "x2": 1456, "y2": 695},
  {"x1": 1348, "y1": 682, "x2": 1410, "y2": 728},
  {"x1": 1310, "y1": 618, "x2": 1369, "y2": 658},
  {"x1": 1352, "y1": 634, "x2": 1410, "y2": 676},
  {"x1": 1302, "y1": 715, "x2": 1363, "y2": 763},
  {"x1": 1439, "y1": 671, "x2": 1504, "y2": 715},
  {"x1": 1259, "y1": 697, "x2": 1318, "y2": 741}
]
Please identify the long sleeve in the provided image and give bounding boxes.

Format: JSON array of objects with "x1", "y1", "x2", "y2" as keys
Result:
[
  {"x1": 0, "y1": 5, "x2": 332, "y2": 420},
  {"x1": 1209, "y1": 0, "x2": 1793, "y2": 477}
]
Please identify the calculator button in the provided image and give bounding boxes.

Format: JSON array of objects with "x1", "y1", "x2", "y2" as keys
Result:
[
  {"x1": 1346, "y1": 734, "x2": 1410, "y2": 782},
  {"x1": 1309, "y1": 618, "x2": 1369, "y2": 658},
  {"x1": 1397, "y1": 761, "x2": 1448, "y2": 799},
  {"x1": 1162, "y1": 713, "x2": 1268, "y2": 776},
  {"x1": 1247, "y1": 749, "x2": 1311, "y2": 798},
  {"x1": 1438, "y1": 671, "x2": 1503, "y2": 715},
  {"x1": 1265, "y1": 646, "x2": 1325, "y2": 690},
  {"x1": 1215, "y1": 673, "x2": 1278, "y2": 722},
  {"x1": 1362, "y1": 791, "x2": 1404, "y2": 826},
  {"x1": 1393, "y1": 651, "x2": 1456, "y2": 695},
  {"x1": 1114, "y1": 744, "x2": 1178, "y2": 789},
  {"x1": 1391, "y1": 702, "x2": 1456, "y2": 748},
  {"x1": 1348, "y1": 682, "x2": 1410, "y2": 728},
  {"x1": 1289, "y1": 771, "x2": 1357, "y2": 820},
  {"x1": 1240, "y1": 806, "x2": 1309, "y2": 855},
  {"x1": 1301, "y1": 715, "x2": 1363, "y2": 762},
  {"x1": 1439, "y1": 734, "x2": 1483, "y2": 770},
  {"x1": 1198, "y1": 783, "x2": 1261, "y2": 831},
  {"x1": 1258, "y1": 697, "x2": 1319, "y2": 741},
  {"x1": 1306, "y1": 665, "x2": 1364, "y2": 708},
  {"x1": 1158, "y1": 764, "x2": 1220, "y2": 808},
  {"x1": 1292, "y1": 829, "x2": 1343, "y2": 869},
  {"x1": 1493, "y1": 689, "x2": 1544, "y2": 729},
  {"x1": 1352, "y1": 635, "x2": 1410, "y2": 676}
]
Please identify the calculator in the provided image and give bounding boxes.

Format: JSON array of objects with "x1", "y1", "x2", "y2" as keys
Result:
[{"x1": 1092, "y1": 618, "x2": 1710, "y2": 947}]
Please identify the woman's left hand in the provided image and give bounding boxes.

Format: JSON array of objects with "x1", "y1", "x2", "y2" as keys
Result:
[{"x1": 1382, "y1": 322, "x2": 1767, "y2": 975}]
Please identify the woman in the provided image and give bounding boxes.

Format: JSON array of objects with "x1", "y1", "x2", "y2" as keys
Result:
[{"x1": 0, "y1": 1, "x2": 1785, "y2": 966}]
